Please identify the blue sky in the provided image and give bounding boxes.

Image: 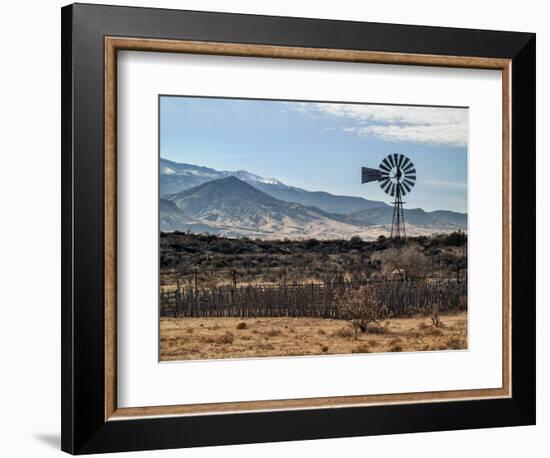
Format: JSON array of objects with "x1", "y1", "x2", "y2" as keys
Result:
[{"x1": 160, "y1": 96, "x2": 468, "y2": 213}]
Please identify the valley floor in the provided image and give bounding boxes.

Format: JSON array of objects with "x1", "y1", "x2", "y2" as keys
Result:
[{"x1": 160, "y1": 312, "x2": 467, "y2": 361}]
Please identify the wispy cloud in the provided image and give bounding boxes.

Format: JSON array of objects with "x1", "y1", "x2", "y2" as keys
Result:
[
  {"x1": 289, "y1": 102, "x2": 468, "y2": 147},
  {"x1": 424, "y1": 179, "x2": 467, "y2": 190}
]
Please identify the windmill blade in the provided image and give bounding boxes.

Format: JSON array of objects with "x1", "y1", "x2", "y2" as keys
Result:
[
  {"x1": 390, "y1": 183, "x2": 396, "y2": 196},
  {"x1": 380, "y1": 157, "x2": 392, "y2": 172},
  {"x1": 406, "y1": 174, "x2": 417, "y2": 182},
  {"x1": 397, "y1": 154, "x2": 405, "y2": 168},
  {"x1": 403, "y1": 163, "x2": 415, "y2": 173},
  {"x1": 383, "y1": 180, "x2": 392, "y2": 194},
  {"x1": 379, "y1": 170, "x2": 390, "y2": 179},
  {"x1": 392, "y1": 154, "x2": 400, "y2": 169},
  {"x1": 361, "y1": 167, "x2": 382, "y2": 183},
  {"x1": 401, "y1": 156, "x2": 411, "y2": 170},
  {"x1": 379, "y1": 177, "x2": 390, "y2": 189},
  {"x1": 404, "y1": 178, "x2": 415, "y2": 189},
  {"x1": 378, "y1": 158, "x2": 391, "y2": 173},
  {"x1": 401, "y1": 181, "x2": 412, "y2": 194},
  {"x1": 387, "y1": 154, "x2": 396, "y2": 168}
]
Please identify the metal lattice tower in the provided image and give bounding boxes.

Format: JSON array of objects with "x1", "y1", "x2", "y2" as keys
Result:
[{"x1": 361, "y1": 153, "x2": 416, "y2": 240}]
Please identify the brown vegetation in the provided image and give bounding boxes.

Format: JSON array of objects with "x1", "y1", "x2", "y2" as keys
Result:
[
  {"x1": 334, "y1": 285, "x2": 388, "y2": 339},
  {"x1": 160, "y1": 312, "x2": 467, "y2": 361},
  {"x1": 160, "y1": 231, "x2": 467, "y2": 288}
]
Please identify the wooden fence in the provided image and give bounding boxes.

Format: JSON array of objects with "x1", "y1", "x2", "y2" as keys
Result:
[{"x1": 160, "y1": 277, "x2": 467, "y2": 319}]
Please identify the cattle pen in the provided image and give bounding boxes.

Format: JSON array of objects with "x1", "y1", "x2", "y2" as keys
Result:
[{"x1": 160, "y1": 273, "x2": 467, "y2": 319}]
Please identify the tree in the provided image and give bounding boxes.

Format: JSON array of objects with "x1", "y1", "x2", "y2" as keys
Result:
[
  {"x1": 371, "y1": 245, "x2": 431, "y2": 278},
  {"x1": 446, "y1": 230, "x2": 467, "y2": 247},
  {"x1": 335, "y1": 285, "x2": 388, "y2": 339}
]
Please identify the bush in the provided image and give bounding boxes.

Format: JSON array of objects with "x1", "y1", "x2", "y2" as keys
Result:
[
  {"x1": 265, "y1": 328, "x2": 282, "y2": 337},
  {"x1": 214, "y1": 331, "x2": 234, "y2": 344},
  {"x1": 430, "y1": 303, "x2": 444, "y2": 327},
  {"x1": 334, "y1": 285, "x2": 388, "y2": 339},
  {"x1": 446, "y1": 230, "x2": 467, "y2": 247},
  {"x1": 417, "y1": 321, "x2": 429, "y2": 330},
  {"x1": 389, "y1": 343, "x2": 403, "y2": 352},
  {"x1": 388, "y1": 338, "x2": 403, "y2": 352},
  {"x1": 236, "y1": 322, "x2": 247, "y2": 330}
]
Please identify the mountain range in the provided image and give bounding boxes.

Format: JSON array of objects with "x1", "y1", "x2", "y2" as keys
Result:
[{"x1": 160, "y1": 158, "x2": 467, "y2": 240}]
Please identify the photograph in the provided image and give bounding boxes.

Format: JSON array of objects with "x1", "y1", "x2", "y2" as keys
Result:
[
  {"x1": 159, "y1": 96, "x2": 469, "y2": 361},
  {"x1": 55, "y1": 3, "x2": 537, "y2": 454}
]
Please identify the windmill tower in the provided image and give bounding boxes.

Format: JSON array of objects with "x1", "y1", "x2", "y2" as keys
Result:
[{"x1": 361, "y1": 153, "x2": 416, "y2": 240}]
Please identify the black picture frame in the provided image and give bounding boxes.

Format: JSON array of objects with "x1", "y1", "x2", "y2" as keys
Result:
[{"x1": 61, "y1": 3, "x2": 535, "y2": 454}]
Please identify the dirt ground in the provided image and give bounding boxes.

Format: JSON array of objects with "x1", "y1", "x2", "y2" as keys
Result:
[{"x1": 160, "y1": 312, "x2": 467, "y2": 361}]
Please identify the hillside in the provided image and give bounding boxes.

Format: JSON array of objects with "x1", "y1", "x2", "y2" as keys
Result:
[
  {"x1": 160, "y1": 158, "x2": 387, "y2": 214},
  {"x1": 163, "y1": 176, "x2": 372, "y2": 239},
  {"x1": 348, "y1": 206, "x2": 467, "y2": 231},
  {"x1": 162, "y1": 175, "x2": 467, "y2": 239}
]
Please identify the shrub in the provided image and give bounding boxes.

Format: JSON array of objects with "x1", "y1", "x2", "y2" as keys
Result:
[
  {"x1": 334, "y1": 285, "x2": 388, "y2": 339},
  {"x1": 236, "y1": 322, "x2": 248, "y2": 330},
  {"x1": 371, "y1": 245, "x2": 431, "y2": 278},
  {"x1": 430, "y1": 303, "x2": 444, "y2": 328},
  {"x1": 215, "y1": 331, "x2": 234, "y2": 344},
  {"x1": 388, "y1": 339, "x2": 403, "y2": 352},
  {"x1": 201, "y1": 336, "x2": 215, "y2": 344},
  {"x1": 265, "y1": 328, "x2": 282, "y2": 337},
  {"x1": 446, "y1": 230, "x2": 467, "y2": 247},
  {"x1": 321, "y1": 345, "x2": 329, "y2": 353}
]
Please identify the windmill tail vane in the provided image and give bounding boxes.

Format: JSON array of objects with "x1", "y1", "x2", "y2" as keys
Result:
[{"x1": 361, "y1": 153, "x2": 416, "y2": 240}]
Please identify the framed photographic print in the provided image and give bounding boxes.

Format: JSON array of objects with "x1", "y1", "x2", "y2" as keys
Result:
[{"x1": 61, "y1": 3, "x2": 536, "y2": 454}]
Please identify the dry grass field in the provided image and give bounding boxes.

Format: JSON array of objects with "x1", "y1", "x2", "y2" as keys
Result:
[{"x1": 160, "y1": 312, "x2": 467, "y2": 361}]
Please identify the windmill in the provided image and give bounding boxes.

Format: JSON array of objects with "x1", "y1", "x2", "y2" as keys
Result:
[{"x1": 361, "y1": 153, "x2": 416, "y2": 239}]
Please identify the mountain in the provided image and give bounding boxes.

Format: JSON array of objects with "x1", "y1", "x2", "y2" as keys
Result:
[
  {"x1": 160, "y1": 158, "x2": 387, "y2": 214},
  {"x1": 162, "y1": 177, "x2": 389, "y2": 240},
  {"x1": 160, "y1": 158, "x2": 284, "y2": 193},
  {"x1": 159, "y1": 159, "x2": 467, "y2": 239},
  {"x1": 430, "y1": 210, "x2": 468, "y2": 228},
  {"x1": 348, "y1": 207, "x2": 467, "y2": 231},
  {"x1": 161, "y1": 176, "x2": 466, "y2": 240},
  {"x1": 159, "y1": 198, "x2": 214, "y2": 233},
  {"x1": 251, "y1": 183, "x2": 386, "y2": 214}
]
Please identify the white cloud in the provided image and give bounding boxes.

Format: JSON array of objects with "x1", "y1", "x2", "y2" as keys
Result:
[
  {"x1": 424, "y1": 179, "x2": 467, "y2": 190},
  {"x1": 292, "y1": 103, "x2": 468, "y2": 147}
]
